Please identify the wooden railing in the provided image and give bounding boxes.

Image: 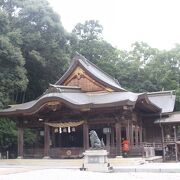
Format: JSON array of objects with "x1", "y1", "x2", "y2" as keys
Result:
[
  {"x1": 164, "y1": 137, "x2": 175, "y2": 143},
  {"x1": 141, "y1": 142, "x2": 162, "y2": 150}
]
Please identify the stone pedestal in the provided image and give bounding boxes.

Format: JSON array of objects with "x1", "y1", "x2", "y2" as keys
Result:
[
  {"x1": 144, "y1": 147, "x2": 155, "y2": 157},
  {"x1": 81, "y1": 150, "x2": 113, "y2": 172}
]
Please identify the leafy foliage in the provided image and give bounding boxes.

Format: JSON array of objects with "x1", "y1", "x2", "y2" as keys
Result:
[
  {"x1": 0, "y1": 118, "x2": 17, "y2": 152},
  {"x1": 0, "y1": 11, "x2": 28, "y2": 108},
  {"x1": 0, "y1": 0, "x2": 71, "y2": 102},
  {"x1": 72, "y1": 21, "x2": 180, "y2": 110},
  {"x1": 0, "y1": 0, "x2": 70, "y2": 156},
  {"x1": 0, "y1": 1, "x2": 179, "y2": 157},
  {"x1": 72, "y1": 20, "x2": 103, "y2": 41},
  {"x1": 0, "y1": 118, "x2": 36, "y2": 157}
]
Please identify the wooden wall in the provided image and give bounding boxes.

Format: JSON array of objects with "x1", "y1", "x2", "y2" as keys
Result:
[
  {"x1": 63, "y1": 67, "x2": 113, "y2": 92},
  {"x1": 142, "y1": 117, "x2": 162, "y2": 143}
]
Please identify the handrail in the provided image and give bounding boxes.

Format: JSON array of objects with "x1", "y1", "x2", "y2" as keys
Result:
[{"x1": 142, "y1": 142, "x2": 162, "y2": 148}]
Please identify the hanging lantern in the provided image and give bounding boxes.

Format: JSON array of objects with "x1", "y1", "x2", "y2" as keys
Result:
[
  {"x1": 59, "y1": 127, "x2": 62, "y2": 133},
  {"x1": 68, "y1": 126, "x2": 71, "y2": 133},
  {"x1": 63, "y1": 127, "x2": 67, "y2": 133},
  {"x1": 72, "y1": 127, "x2": 75, "y2": 132},
  {"x1": 54, "y1": 128, "x2": 58, "y2": 133},
  {"x1": 40, "y1": 131, "x2": 44, "y2": 136}
]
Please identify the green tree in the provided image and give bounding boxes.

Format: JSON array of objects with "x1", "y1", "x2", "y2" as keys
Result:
[
  {"x1": 0, "y1": 0, "x2": 70, "y2": 156},
  {"x1": 72, "y1": 20, "x2": 103, "y2": 41},
  {"x1": 71, "y1": 20, "x2": 120, "y2": 79},
  {"x1": 116, "y1": 42, "x2": 180, "y2": 110},
  {"x1": 0, "y1": 0, "x2": 71, "y2": 102},
  {"x1": 0, "y1": 118, "x2": 17, "y2": 155},
  {"x1": 0, "y1": 11, "x2": 27, "y2": 108},
  {"x1": 116, "y1": 42, "x2": 159, "y2": 92},
  {"x1": 0, "y1": 118, "x2": 36, "y2": 157}
]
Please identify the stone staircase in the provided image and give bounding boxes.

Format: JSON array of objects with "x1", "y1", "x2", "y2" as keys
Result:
[{"x1": 109, "y1": 157, "x2": 146, "y2": 166}]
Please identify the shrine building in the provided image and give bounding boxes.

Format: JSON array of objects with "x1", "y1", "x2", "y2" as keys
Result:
[{"x1": 0, "y1": 53, "x2": 177, "y2": 159}]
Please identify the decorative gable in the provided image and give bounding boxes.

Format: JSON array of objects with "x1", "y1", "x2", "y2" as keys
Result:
[
  {"x1": 55, "y1": 53, "x2": 126, "y2": 92},
  {"x1": 63, "y1": 66, "x2": 113, "y2": 92}
]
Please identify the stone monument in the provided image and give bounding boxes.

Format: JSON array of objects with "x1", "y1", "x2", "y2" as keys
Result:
[{"x1": 81, "y1": 130, "x2": 113, "y2": 172}]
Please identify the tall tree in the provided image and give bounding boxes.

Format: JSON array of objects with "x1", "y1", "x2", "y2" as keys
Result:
[
  {"x1": 71, "y1": 20, "x2": 120, "y2": 77},
  {"x1": 0, "y1": 11, "x2": 27, "y2": 108},
  {"x1": 116, "y1": 42, "x2": 159, "y2": 92},
  {"x1": 0, "y1": 0, "x2": 71, "y2": 102},
  {"x1": 72, "y1": 21, "x2": 180, "y2": 111},
  {"x1": 0, "y1": 0, "x2": 70, "y2": 156}
]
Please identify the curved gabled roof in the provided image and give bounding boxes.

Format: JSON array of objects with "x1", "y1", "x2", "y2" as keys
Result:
[
  {"x1": 0, "y1": 91, "x2": 161, "y2": 116},
  {"x1": 55, "y1": 53, "x2": 127, "y2": 92}
]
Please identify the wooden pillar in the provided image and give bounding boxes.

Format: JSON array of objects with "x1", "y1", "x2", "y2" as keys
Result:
[
  {"x1": 126, "y1": 119, "x2": 130, "y2": 140},
  {"x1": 173, "y1": 126, "x2": 178, "y2": 162},
  {"x1": 51, "y1": 127, "x2": 55, "y2": 148},
  {"x1": 106, "y1": 133, "x2": 110, "y2": 147},
  {"x1": 34, "y1": 129, "x2": 39, "y2": 149},
  {"x1": 43, "y1": 122, "x2": 50, "y2": 158},
  {"x1": 83, "y1": 122, "x2": 89, "y2": 150},
  {"x1": 129, "y1": 122, "x2": 134, "y2": 146},
  {"x1": 17, "y1": 125, "x2": 24, "y2": 159},
  {"x1": 139, "y1": 121, "x2": 143, "y2": 144},
  {"x1": 111, "y1": 127, "x2": 115, "y2": 147},
  {"x1": 161, "y1": 125, "x2": 165, "y2": 161},
  {"x1": 115, "y1": 122, "x2": 121, "y2": 156},
  {"x1": 135, "y1": 126, "x2": 139, "y2": 146},
  {"x1": 59, "y1": 132, "x2": 62, "y2": 147}
]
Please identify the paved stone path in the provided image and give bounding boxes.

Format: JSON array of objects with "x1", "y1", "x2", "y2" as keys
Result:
[{"x1": 0, "y1": 158, "x2": 179, "y2": 175}]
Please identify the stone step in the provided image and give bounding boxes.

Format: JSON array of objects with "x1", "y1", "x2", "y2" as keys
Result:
[{"x1": 109, "y1": 157, "x2": 146, "y2": 165}]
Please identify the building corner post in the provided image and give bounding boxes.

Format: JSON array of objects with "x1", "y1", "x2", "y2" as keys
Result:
[
  {"x1": 17, "y1": 120, "x2": 24, "y2": 159},
  {"x1": 115, "y1": 121, "x2": 121, "y2": 156},
  {"x1": 43, "y1": 120, "x2": 50, "y2": 159}
]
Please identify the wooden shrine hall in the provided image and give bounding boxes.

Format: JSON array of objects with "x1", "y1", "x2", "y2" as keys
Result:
[{"x1": 0, "y1": 53, "x2": 176, "y2": 159}]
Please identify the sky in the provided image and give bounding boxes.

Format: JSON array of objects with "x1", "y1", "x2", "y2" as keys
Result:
[{"x1": 48, "y1": 0, "x2": 180, "y2": 50}]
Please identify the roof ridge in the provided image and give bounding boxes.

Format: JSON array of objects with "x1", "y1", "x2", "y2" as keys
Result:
[
  {"x1": 75, "y1": 52, "x2": 121, "y2": 86},
  {"x1": 147, "y1": 90, "x2": 175, "y2": 96},
  {"x1": 55, "y1": 53, "x2": 127, "y2": 91}
]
